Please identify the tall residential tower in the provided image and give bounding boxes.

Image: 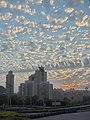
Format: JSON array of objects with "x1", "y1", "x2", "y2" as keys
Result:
[
  {"x1": 19, "y1": 66, "x2": 53, "y2": 100},
  {"x1": 6, "y1": 71, "x2": 14, "y2": 96}
]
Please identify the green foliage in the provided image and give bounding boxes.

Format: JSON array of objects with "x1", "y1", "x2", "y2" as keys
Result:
[
  {"x1": 0, "y1": 111, "x2": 18, "y2": 117},
  {"x1": 0, "y1": 111, "x2": 30, "y2": 120},
  {"x1": 63, "y1": 97, "x2": 71, "y2": 106},
  {"x1": 0, "y1": 94, "x2": 8, "y2": 105}
]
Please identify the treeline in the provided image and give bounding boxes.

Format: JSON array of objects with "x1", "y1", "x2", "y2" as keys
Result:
[{"x1": 0, "y1": 94, "x2": 90, "y2": 107}]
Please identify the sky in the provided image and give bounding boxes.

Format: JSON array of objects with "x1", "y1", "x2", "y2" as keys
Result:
[{"x1": 0, "y1": 0, "x2": 90, "y2": 92}]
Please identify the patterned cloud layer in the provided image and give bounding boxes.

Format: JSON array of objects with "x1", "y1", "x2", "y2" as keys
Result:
[{"x1": 0, "y1": 0, "x2": 90, "y2": 90}]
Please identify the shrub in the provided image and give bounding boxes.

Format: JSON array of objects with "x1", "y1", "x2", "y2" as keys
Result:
[{"x1": 0, "y1": 111, "x2": 30, "y2": 120}]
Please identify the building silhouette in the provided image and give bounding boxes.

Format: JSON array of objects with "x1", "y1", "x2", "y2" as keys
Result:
[
  {"x1": 34, "y1": 66, "x2": 47, "y2": 84},
  {"x1": 6, "y1": 71, "x2": 14, "y2": 96},
  {"x1": 19, "y1": 66, "x2": 53, "y2": 100},
  {"x1": 39, "y1": 82, "x2": 53, "y2": 100}
]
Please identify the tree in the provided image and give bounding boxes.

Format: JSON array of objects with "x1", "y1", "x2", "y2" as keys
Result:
[
  {"x1": 32, "y1": 95, "x2": 39, "y2": 105},
  {"x1": 0, "y1": 93, "x2": 8, "y2": 105},
  {"x1": 63, "y1": 97, "x2": 71, "y2": 106}
]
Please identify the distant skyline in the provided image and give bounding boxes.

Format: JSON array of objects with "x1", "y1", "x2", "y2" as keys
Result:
[
  {"x1": 0, "y1": 0, "x2": 90, "y2": 90},
  {"x1": 0, "y1": 67, "x2": 90, "y2": 92}
]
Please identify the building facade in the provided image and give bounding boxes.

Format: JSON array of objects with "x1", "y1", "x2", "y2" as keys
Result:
[
  {"x1": 39, "y1": 82, "x2": 53, "y2": 100},
  {"x1": 34, "y1": 66, "x2": 47, "y2": 84},
  {"x1": 6, "y1": 71, "x2": 14, "y2": 96},
  {"x1": 18, "y1": 83, "x2": 25, "y2": 97},
  {"x1": 18, "y1": 66, "x2": 53, "y2": 100}
]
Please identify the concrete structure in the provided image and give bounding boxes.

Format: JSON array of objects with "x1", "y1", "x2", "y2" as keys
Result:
[
  {"x1": 18, "y1": 66, "x2": 53, "y2": 100},
  {"x1": 34, "y1": 66, "x2": 47, "y2": 84},
  {"x1": 18, "y1": 83, "x2": 25, "y2": 97},
  {"x1": 25, "y1": 80, "x2": 37, "y2": 97},
  {"x1": 6, "y1": 71, "x2": 14, "y2": 96},
  {"x1": 33, "y1": 111, "x2": 90, "y2": 120},
  {"x1": 39, "y1": 82, "x2": 53, "y2": 100}
]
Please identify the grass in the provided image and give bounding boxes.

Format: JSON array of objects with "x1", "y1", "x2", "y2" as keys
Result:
[{"x1": 0, "y1": 111, "x2": 30, "y2": 120}]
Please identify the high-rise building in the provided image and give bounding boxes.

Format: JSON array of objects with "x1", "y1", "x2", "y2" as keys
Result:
[
  {"x1": 6, "y1": 71, "x2": 14, "y2": 96},
  {"x1": 18, "y1": 66, "x2": 53, "y2": 100},
  {"x1": 19, "y1": 80, "x2": 38, "y2": 97},
  {"x1": 34, "y1": 66, "x2": 47, "y2": 84},
  {"x1": 18, "y1": 83, "x2": 25, "y2": 97},
  {"x1": 25, "y1": 80, "x2": 37, "y2": 97},
  {"x1": 39, "y1": 82, "x2": 53, "y2": 100}
]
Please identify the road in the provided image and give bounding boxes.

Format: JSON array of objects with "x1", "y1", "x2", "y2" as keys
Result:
[{"x1": 33, "y1": 111, "x2": 90, "y2": 120}]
